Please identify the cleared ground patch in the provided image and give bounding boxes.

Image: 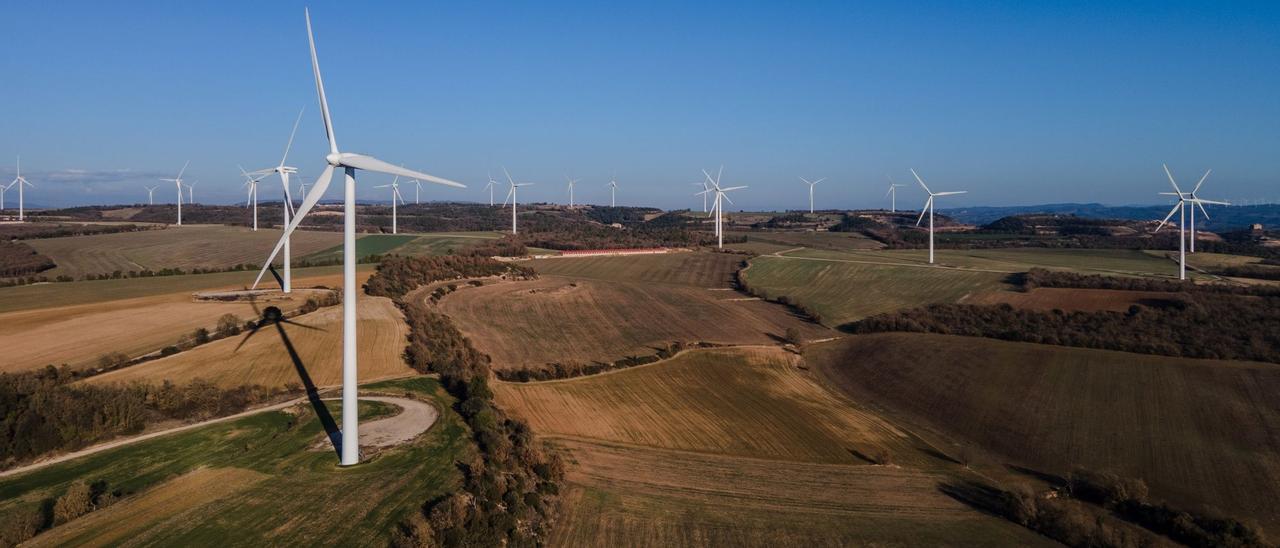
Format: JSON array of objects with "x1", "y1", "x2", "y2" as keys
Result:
[
  {"x1": 529, "y1": 252, "x2": 741, "y2": 287},
  {"x1": 743, "y1": 256, "x2": 1006, "y2": 327},
  {"x1": 439, "y1": 278, "x2": 826, "y2": 371},
  {"x1": 807, "y1": 332, "x2": 1280, "y2": 530},
  {"x1": 27, "y1": 224, "x2": 345, "y2": 279},
  {"x1": 494, "y1": 346, "x2": 912, "y2": 464},
  {"x1": 0, "y1": 270, "x2": 364, "y2": 373},
  {"x1": 87, "y1": 294, "x2": 412, "y2": 389}
]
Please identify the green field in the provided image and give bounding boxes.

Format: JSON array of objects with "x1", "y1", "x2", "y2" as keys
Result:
[
  {"x1": 743, "y1": 256, "x2": 1006, "y2": 326},
  {"x1": 529, "y1": 252, "x2": 742, "y2": 287},
  {"x1": 807, "y1": 333, "x2": 1280, "y2": 530},
  {"x1": 781, "y1": 247, "x2": 1186, "y2": 278},
  {"x1": 0, "y1": 377, "x2": 468, "y2": 546},
  {"x1": 389, "y1": 232, "x2": 502, "y2": 256},
  {"x1": 300, "y1": 234, "x2": 419, "y2": 262}
]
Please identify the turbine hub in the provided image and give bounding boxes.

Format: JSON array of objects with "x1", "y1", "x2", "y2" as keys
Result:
[{"x1": 325, "y1": 152, "x2": 342, "y2": 166}]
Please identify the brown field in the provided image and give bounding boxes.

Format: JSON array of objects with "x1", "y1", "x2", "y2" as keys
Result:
[
  {"x1": 549, "y1": 439, "x2": 1048, "y2": 547},
  {"x1": 807, "y1": 332, "x2": 1280, "y2": 529},
  {"x1": 438, "y1": 278, "x2": 827, "y2": 371},
  {"x1": 28, "y1": 224, "x2": 345, "y2": 279},
  {"x1": 28, "y1": 467, "x2": 268, "y2": 547},
  {"x1": 966, "y1": 286, "x2": 1176, "y2": 312},
  {"x1": 0, "y1": 271, "x2": 361, "y2": 373},
  {"x1": 528, "y1": 251, "x2": 742, "y2": 287},
  {"x1": 86, "y1": 294, "x2": 412, "y2": 389},
  {"x1": 495, "y1": 347, "x2": 914, "y2": 464}
]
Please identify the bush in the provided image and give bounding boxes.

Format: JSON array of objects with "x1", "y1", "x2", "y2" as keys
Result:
[{"x1": 53, "y1": 481, "x2": 93, "y2": 525}]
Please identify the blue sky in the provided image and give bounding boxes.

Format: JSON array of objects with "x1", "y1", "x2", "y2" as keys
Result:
[{"x1": 2, "y1": 1, "x2": 1278, "y2": 210}]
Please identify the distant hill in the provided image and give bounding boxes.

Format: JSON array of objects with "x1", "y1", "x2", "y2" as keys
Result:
[{"x1": 942, "y1": 202, "x2": 1280, "y2": 231}]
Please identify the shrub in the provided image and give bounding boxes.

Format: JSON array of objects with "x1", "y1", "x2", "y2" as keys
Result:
[{"x1": 53, "y1": 481, "x2": 93, "y2": 524}]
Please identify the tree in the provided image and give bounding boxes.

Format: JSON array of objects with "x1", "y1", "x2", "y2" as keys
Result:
[
  {"x1": 53, "y1": 481, "x2": 93, "y2": 524},
  {"x1": 217, "y1": 313, "x2": 242, "y2": 336},
  {"x1": 784, "y1": 327, "x2": 803, "y2": 346}
]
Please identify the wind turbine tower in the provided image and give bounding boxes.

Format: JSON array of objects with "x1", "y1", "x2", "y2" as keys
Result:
[
  {"x1": 1156, "y1": 165, "x2": 1228, "y2": 280},
  {"x1": 247, "y1": 108, "x2": 305, "y2": 293},
  {"x1": 911, "y1": 169, "x2": 966, "y2": 265},
  {"x1": 566, "y1": 177, "x2": 579, "y2": 207},
  {"x1": 885, "y1": 177, "x2": 903, "y2": 213},
  {"x1": 159, "y1": 161, "x2": 189, "y2": 226},
  {"x1": 696, "y1": 167, "x2": 746, "y2": 249},
  {"x1": 501, "y1": 167, "x2": 533, "y2": 234},
  {"x1": 374, "y1": 176, "x2": 406, "y2": 234},
  {"x1": 800, "y1": 176, "x2": 825, "y2": 214},
  {"x1": 8, "y1": 157, "x2": 33, "y2": 221},
  {"x1": 607, "y1": 176, "x2": 618, "y2": 207}
]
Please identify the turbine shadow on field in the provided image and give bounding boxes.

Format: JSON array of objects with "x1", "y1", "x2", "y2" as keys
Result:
[{"x1": 274, "y1": 322, "x2": 342, "y2": 456}]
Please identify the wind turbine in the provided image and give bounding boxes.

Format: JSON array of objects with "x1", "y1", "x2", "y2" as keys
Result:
[
  {"x1": 251, "y1": 8, "x2": 465, "y2": 467},
  {"x1": 159, "y1": 161, "x2": 189, "y2": 226},
  {"x1": 1159, "y1": 165, "x2": 1222, "y2": 253},
  {"x1": 1, "y1": 181, "x2": 10, "y2": 211},
  {"x1": 692, "y1": 181, "x2": 709, "y2": 212},
  {"x1": 144, "y1": 185, "x2": 158, "y2": 205},
  {"x1": 607, "y1": 176, "x2": 618, "y2": 207},
  {"x1": 911, "y1": 169, "x2": 966, "y2": 265},
  {"x1": 483, "y1": 172, "x2": 498, "y2": 206},
  {"x1": 501, "y1": 167, "x2": 533, "y2": 234},
  {"x1": 410, "y1": 178, "x2": 424, "y2": 204},
  {"x1": 566, "y1": 176, "x2": 579, "y2": 207},
  {"x1": 185, "y1": 181, "x2": 197, "y2": 205},
  {"x1": 239, "y1": 166, "x2": 266, "y2": 231},
  {"x1": 885, "y1": 176, "x2": 903, "y2": 213},
  {"x1": 374, "y1": 176, "x2": 406, "y2": 234},
  {"x1": 800, "y1": 176, "x2": 825, "y2": 214},
  {"x1": 1155, "y1": 165, "x2": 1228, "y2": 280},
  {"x1": 298, "y1": 178, "x2": 309, "y2": 198},
  {"x1": 247, "y1": 108, "x2": 305, "y2": 293},
  {"x1": 8, "y1": 157, "x2": 33, "y2": 221},
  {"x1": 696, "y1": 167, "x2": 746, "y2": 249}
]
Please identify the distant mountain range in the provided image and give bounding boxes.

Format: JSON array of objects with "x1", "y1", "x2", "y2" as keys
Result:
[{"x1": 941, "y1": 203, "x2": 1280, "y2": 231}]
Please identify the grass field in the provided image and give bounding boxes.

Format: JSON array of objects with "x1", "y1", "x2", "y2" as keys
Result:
[
  {"x1": 389, "y1": 232, "x2": 502, "y2": 255},
  {"x1": 439, "y1": 278, "x2": 826, "y2": 371},
  {"x1": 0, "y1": 270, "x2": 368, "y2": 373},
  {"x1": 529, "y1": 252, "x2": 742, "y2": 287},
  {"x1": 0, "y1": 264, "x2": 373, "y2": 315},
  {"x1": 743, "y1": 256, "x2": 1006, "y2": 327},
  {"x1": 734, "y1": 231, "x2": 884, "y2": 253},
  {"x1": 27, "y1": 225, "x2": 345, "y2": 279},
  {"x1": 806, "y1": 332, "x2": 1280, "y2": 529},
  {"x1": 782, "y1": 247, "x2": 1186, "y2": 278},
  {"x1": 299, "y1": 234, "x2": 418, "y2": 262},
  {"x1": 86, "y1": 294, "x2": 412, "y2": 389},
  {"x1": 0, "y1": 377, "x2": 469, "y2": 546}
]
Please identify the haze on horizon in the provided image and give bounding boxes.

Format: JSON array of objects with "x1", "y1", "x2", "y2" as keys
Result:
[{"x1": 1, "y1": 1, "x2": 1277, "y2": 210}]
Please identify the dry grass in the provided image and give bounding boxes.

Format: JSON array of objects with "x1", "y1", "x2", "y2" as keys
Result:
[
  {"x1": 965, "y1": 287, "x2": 1175, "y2": 312},
  {"x1": 528, "y1": 252, "x2": 742, "y2": 287},
  {"x1": 0, "y1": 271, "x2": 361, "y2": 374},
  {"x1": 439, "y1": 278, "x2": 826, "y2": 371},
  {"x1": 495, "y1": 347, "x2": 912, "y2": 465},
  {"x1": 86, "y1": 294, "x2": 412, "y2": 389},
  {"x1": 28, "y1": 467, "x2": 268, "y2": 547},
  {"x1": 28, "y1": 224, "x2": 344, "y2": 279},
  {"x1": 807, "y1": 332, "x2": 1280, "y2": 529}
]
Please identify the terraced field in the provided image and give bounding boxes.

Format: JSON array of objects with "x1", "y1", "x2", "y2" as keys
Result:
[
  {"x1": 742, "y1": 256, "x2": 1006, "y2": 327},
  {"x1": 529, "y1": 252, "x2": 741, "y2": 287},
  {"x1": 87, "y1": 294, "x2": 412, "y2": 389},
  {"x1": 0, "y1": 377, "x2": 469, "y2": 546},
  {"x1": 0, "y1": 269, "x2": 365, "y2": 373},
  {"x1": 27, "y1": 225, "x2": 345, "y2": 279},
  {"x1": 807, "y1": 332, "x2": 1280, "y2": 530}
]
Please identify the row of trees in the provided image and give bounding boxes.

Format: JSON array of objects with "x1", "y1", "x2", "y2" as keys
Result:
[
  {"x1": 0, "y1": 221, "x2": 153, "y2": 240},
  {"x1": 0, "y1": 241, "x2": 54, "y2": 278},
  {"x1": 1020, "y1": 268, "x2": 1280, "y2": 297},
  {"x1": 364, "y1": 254, "x2": 535, "y2": 299}
]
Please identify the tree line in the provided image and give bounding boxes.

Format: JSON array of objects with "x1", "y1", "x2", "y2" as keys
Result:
[{"x1": 0, "y1": 241, "x2": 55, "y2": 278}]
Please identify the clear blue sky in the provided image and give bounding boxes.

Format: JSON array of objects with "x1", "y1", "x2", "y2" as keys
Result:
[{"x1": 2, "y1": 1, "x2": 1278, "y2": 210}]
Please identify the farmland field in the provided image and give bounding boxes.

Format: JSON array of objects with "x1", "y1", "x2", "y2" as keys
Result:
[
  {"x1": 298, "y1": 234, "x2": 418, "y2": 262},
  {"x1": 438, "y1": 278, "x2": 826, "y2": 371},
  {"x1": 806, "y1": 332, "x2": 1280, "y2": 529},
  {"x1": 742, "y1": 256, "x2": 1006, "y2": 327},
  {"x1": 781, "y1": 247, "x2": 1187, "y2": 278},
  {"x1": 87, "y1": 294, "x2": 412, "y2": 389},
  {"x1": 387, "y1": 231, "x2": 502, "y2": 256},
  {"x1": 965, "y1": 286, "x2": 1176, "y2": 312},
  {"x1": 0, "y1": 269, "x2": 366, "y2": 373},
  {"x1": 737, "y1": 231, "x2": 884, "y2": 253},
  {"x1": 529, "y1": 252, "x2": 742, "y2": 287},
  {"x1": 27, "y1": 225, "x2": 345, "y2": 279},
  {"x1": 0, "y1": 377, "x2": 469, "y2": 546}
]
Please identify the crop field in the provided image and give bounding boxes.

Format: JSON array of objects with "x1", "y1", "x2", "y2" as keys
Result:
[
  {"x1": 806, "y1": 332, "x2": 1280, "y2": 529},
  {"x1": 388, "y1": 232, "x2": 502, "y2": 256},
  {"x1": 439, "y1": 278, "x2": 826, "y2": 371},
  {"x1": 529, "y1": 252, "x2": 742, "y2": 287},
  {"x1": 738, "y1": 231, "x2": 884, "y2": 253},
  {"x1": 27, "y1": 225, "x2": 345, "y2": 279},
  {"x1": 299, "y1": 234, "x2": 418, "y2": 262},
  {"x1": 0, "y1": 269, "x2": 366, "y2": 373},
  {"x1": 743, "y1": 256, "x2": 1006, "y2": 327},
  {"x1": 782, "y1": 247, "x2": 1187, "y2": 278},
  {"x1": 87, "y1": 295, "x2": 412, "y2": 389},
  {"x1": 965, "y1": 287, "x2": 1175, "y2": 312},
  {"x1": 0, "y1": 377, "x2": 470, "y2": 546}
]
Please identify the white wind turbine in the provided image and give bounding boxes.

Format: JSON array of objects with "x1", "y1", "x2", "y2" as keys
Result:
[
  {"x1": 185, "y1": 181, "x2": 197, "y2": 205},
  {"x1": 144, "y1": 185, "x2": 158, "y2": 205},
  {"x1": 692, "y1": 181, "x2": 709, "y2": 212},
  {"x1": 483, "y1": 172, "x2": 498, "y2": 206},
  {"x1": 374, "y1": 176, "x2": 407, "y2": 234},
  {"x1": 911, "y1": 169, "x2": 966, "y2": 265},
  {"x1": 1158, "y1": 164, "x2": 1222, "y2": 254},
  {"x1": 159, "y1": 161, "x2": 189, "y2": 225},
  {"x1": 8, "y1": 157, "x2": 33, "y2": 221},
  {"x1": 1, "y1": 181, "x2": 10, "y2": 211},
  {"x1": 696, "y1": 167, "x2": 746, "y2": 249},
  {"x1": 410, "y1": 178, "x2": 424, "y2": 204},
  {"x1": 566, "y1": 176, "x2": 579, "y2": 207},
  {"x1": 252, "y1": 8, "x2": 465, "y2": 467},
  {"x1": 239, "y1": 167, "x2": 266, "y2": 231},
  {"x1": 297, "y1": 178, "x2": 309, "y2": 198},
  {"x1": 247, "y1": 108, "x2": 305, "y2": 293},
  {"x1": 800, "y1": 176, "x2": 826, "y2": 214},
  {"x1": 607, "y1": 175, "x2": 618, "y2": 207},
  {"x1": 1155, "y1": 165, "x2": 1228, "y2": 280},
  {"x1": 501, "y1": 167, "x2": 533, "y2": 234},
  {"x1": 885, "y1": 176, "x2": 903, "y2": 213}
]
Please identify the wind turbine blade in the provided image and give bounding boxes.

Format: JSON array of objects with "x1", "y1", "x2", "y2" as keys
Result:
[
  {"x1": 933, "y1": 191, "x2": 967, "y2": 196},
  {"x1": 720, "y1": 186, "x2": 748, "y2": 192},
  {"x1": 305, "y1": 8, "x2": 338, "y2": 154},
  {"x1": 282, "y1": 107, "x2": 305, "y2": 166},
  {"x1": 799, "y1": 176, "x2": 810, "y2": 185},
  {"x1": 813, "y1": 178, "x2": 826, "y2": 185},
  {"x1": 910, "y1": 168, "x2": 932, "y2": 194},
  {"x1": 916, "y1": 198, "x2": 931, "y2": 226},
  {"x1": 1196, "y1": 200, "x2": 1210, "y2": 219},
  {"x1": 177, "y1": 160, "x2": 190, "y2": 180},
  {"x1": 503, "y1": 166, "x2": 515, "y2": 185},
  {"x1": 1162, "y1": 164, "x2": 1183, "y2": 195},
  {"x1": 252, "y1": 163, "x2": 335, "y2": 289},
  {"x1": 338, "y1": 154, "x2": 464, "y2": 187},
  {"x1": 502, "y1": 186, "x2": 514, "y2": 207},
  {"x1": 1154, "y1": 202, "x2": 1181, "y2": 232},
  {"x1": 1192, "y1": 169, "x2": 1211, "y2": 194},
  {"x1": 721, "y1": 193, "x2": 735, "y2": 206},
  {"x1": 884, "y1": 186, "x2": 894, "y2": 198}
]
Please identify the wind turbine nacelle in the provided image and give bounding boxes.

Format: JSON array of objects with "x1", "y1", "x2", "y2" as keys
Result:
[{"x1": 326, "y1": 153, "x2": 344, "y2": 166}]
